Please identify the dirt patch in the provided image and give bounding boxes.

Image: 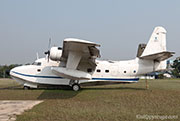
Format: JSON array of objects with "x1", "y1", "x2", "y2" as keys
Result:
[{"x1": 0, "y1": 100, "x2": 43, "y2": 121}]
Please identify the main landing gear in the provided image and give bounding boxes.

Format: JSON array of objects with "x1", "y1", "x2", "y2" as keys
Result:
[
  {"x1": 23, "y1": 86, "x2": 30, "y2": 90},
  {"x1": 69, "y1": 80, "x2": 81, "y2": 91},
  {"x1": 72, "y1": 84, "x2": 80, "y2": 91}
]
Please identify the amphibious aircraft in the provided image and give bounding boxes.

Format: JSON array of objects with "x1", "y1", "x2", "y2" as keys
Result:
[{"x1": 10, "y1": 26, "x2": 174, "y2": 91}]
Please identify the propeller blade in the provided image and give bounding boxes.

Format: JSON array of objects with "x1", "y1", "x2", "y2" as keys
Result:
[
  {"x1": 48, "y1": 38, "x2": 51, "y2": 50},
  {"x1": 44, "y1": 38, "x2": 52, "y2": 62},
  {"x1": 47, "y1": 50, "x2": 50, "y2": 62}
]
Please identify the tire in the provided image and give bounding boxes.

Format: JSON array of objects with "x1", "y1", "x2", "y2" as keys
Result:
[
  {"x1": 24, "y1": 86, "x2": 30, "y2": 90},
  {"x1": 72, "y1": 84, "x2": 80, "y2": 91}
]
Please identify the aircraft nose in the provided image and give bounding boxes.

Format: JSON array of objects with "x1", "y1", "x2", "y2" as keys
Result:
[
  {"x1": 10, "y1": 67, "x2": 16, "y2": 77},
  {"x1": 10, "y1": 65, "x2": 29, "y2": 78},
  {"x1": 10, "y1": 66, "x2": 21, "y2": 77}
]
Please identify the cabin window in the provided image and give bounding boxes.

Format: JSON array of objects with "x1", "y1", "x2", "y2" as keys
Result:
[
  {"x1": 105, "y1": 70, "x2": 109, "y2": 73},
  {"x1": 124, "y1": 71, "x2": 126, "y2": 73},
  {"x1": 37, "y1": 69, "x2": 41, "y2": 72},
  {"x1": 32, "y1": 62, "x2": 41, "y2": 66},
  {"x1": 37, "y1": 62, "x2": 41, "y2": 66},
  {"x1": 87, "y1": 68, "x2": 92, "y2": 73},
  {"x1": 97, "y1": 69, "x2": 101, "y2": 72}
]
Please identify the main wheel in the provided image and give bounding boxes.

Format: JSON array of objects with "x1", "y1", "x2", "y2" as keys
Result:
[
  {"x1": 24, "y1": 86, "x2": 30, "y2": 90},
  {"x1": 72, "y1": 84, "x2": 80, "y2": 91}
]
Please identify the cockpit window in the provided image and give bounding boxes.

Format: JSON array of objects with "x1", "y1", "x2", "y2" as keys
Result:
[
  {"x1": 32, "y1": 62, "x2": 41, "y2": 66},
  {"x1": 58, "y1": 47, "x2": 62, "y2": 50}
]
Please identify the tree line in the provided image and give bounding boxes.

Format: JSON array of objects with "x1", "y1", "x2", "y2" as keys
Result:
[
  {"x1": 171, "y1": 57, "x2": 180, "y2": 78},
  {"x1": 0, "y1": 64, "x2": 21, "y2": 78}
]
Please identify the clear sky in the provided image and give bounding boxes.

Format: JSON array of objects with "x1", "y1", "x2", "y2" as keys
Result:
[{"x1": 0, "y1": 0, "x2": 179, "y2": 65}]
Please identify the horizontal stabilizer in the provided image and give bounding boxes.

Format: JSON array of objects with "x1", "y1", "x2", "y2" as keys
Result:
[
  {"x1": 51, "y1": 67, "x2": 91, "y2": 80},
  {"x1": 140, "y1": 51, "x2": 175, "y2": 61}
]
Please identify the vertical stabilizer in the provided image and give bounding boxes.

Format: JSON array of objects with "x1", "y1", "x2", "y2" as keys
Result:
[
  {"x1": 139, "y1": 26, "x2": 174, "y2": 71},
  {"x1": 141, "y1": 26, "x2": 167, "y2": 57}
]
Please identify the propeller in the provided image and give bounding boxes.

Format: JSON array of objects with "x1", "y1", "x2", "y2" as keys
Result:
[{"x1": 44, "y1": 38, "x2": 51, "y2": 62}]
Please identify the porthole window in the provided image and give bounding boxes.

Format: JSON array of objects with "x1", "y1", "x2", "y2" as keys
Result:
[
  {"x1": 124, "y1": 71, "x2": 126, "y2": 73},
  {"x1": 97, "y1": 69, "x2": 101, "y2": 72},
  {"x1": 105, "y1": 70, "x2": 109, "y2": 73},
  {"x1": 37, "y1": 69, "x2": 41, "y2": 72},
  {"x1": 87, "y1": 68, "x2": 92, "y2": 73}
]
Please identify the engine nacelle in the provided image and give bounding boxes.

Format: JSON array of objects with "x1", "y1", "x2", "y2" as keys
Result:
[{"x1": 50, "y1": 47, "x2": 62, "y2": 61}]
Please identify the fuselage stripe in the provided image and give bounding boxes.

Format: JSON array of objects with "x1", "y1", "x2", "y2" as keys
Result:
[{"x1": 11, "y1": 71, "x2": 139, "y2": 81}]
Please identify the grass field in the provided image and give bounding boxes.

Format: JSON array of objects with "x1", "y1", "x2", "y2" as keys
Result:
[{"x1": 0, "y1": 78, "x2": 180, "y2": 121}]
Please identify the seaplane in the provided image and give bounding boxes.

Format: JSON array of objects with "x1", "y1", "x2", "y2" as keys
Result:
[{"x1": 10, "y1": 26, "x2": 174, "y2": 91}]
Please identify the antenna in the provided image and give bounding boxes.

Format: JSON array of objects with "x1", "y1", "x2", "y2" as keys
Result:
[
  {"x1": 36, "y1": 52, "x2": 39, "y2": 60},
  {"x1": 48, "y1": 38, "x2": 51, "y2": 50}
]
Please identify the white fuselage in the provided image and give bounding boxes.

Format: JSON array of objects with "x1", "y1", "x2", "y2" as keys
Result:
[{"x1": 10, "y1": 57, "x2": 160, "y2": 88}]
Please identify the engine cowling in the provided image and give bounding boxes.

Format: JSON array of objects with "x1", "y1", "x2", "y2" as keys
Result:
[{"x1": 50, "y1": 47, "x2": 62, "y2": 61}]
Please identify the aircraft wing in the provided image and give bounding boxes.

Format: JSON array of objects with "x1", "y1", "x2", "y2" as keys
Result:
[
  {"x1": 60, "y1": 38, "x2": 100, "y2": 69},
  {"x1": 51, "y1": 38, "x2": 100, "y2": 80},
  {"x1": 139, "y1": 51, "x2": 175, "y2": 61}
]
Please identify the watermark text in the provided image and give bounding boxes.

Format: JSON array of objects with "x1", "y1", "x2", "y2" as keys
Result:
[{"x1": 136, "y1": 114, "x2": 178, "y2": 120}]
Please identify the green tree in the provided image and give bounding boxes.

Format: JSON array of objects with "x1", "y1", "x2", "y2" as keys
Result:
[
  {"x1": 0, "y1": 64, "x2": 20, "y2": 78},
  {"x1": 171, "y1": 58, "x2": 180, "y2": 78}
]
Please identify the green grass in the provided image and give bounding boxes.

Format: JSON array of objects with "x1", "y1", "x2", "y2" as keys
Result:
[
  {"x1": 0, "y1": 78, "x2": 180, "y2": 121},
  {"x1": 0, "y1": 78, "x2": 20, "y2": 88}
]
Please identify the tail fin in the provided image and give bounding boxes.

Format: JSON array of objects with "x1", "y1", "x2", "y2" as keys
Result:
[
  {"x1": 140, "y1": 26, "x2": 174, "y2": 61},
  {"x1": 141, "y1": 26, "x2": 167, "y2": 57},
  {"x1": 139, "y1": 26, "x2": 174, "y2": 71}
]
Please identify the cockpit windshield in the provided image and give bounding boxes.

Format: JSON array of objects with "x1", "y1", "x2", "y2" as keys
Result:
[{"x1": 32, "y1": 62, "x2": 41, "y2": 66}]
